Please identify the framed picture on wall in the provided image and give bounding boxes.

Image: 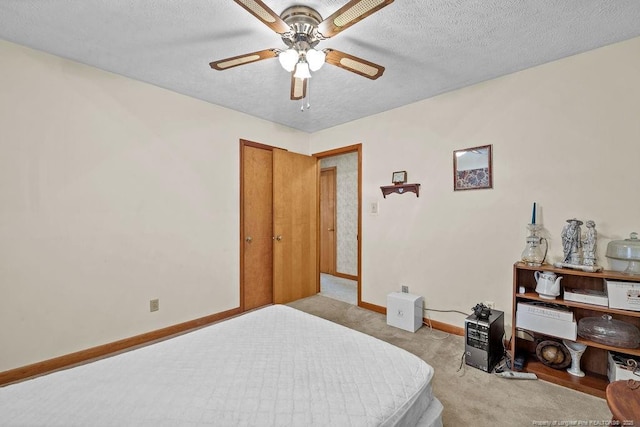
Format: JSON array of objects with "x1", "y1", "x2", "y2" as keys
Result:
[
  {"x1": 392, "y1": 171, "x2": 407, "y2": 185},
  {"x1": 453, "y1": 145, "x2": 493, "y2": 191}
]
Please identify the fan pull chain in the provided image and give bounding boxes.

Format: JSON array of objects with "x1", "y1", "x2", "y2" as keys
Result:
[{"x1": 300, "y1": 78, "x2": 311, "y2": 112}]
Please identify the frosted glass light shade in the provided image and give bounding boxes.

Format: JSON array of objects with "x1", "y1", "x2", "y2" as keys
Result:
[
  {"x1": 278, "y1": 49, "x2": 298, "y2": 72},
  {"x1": 294, "y1": 62, "x2": 311, "y2": 79},
  {"x1": 306, "y1": 49, "x2": 326, "y2": 71}
]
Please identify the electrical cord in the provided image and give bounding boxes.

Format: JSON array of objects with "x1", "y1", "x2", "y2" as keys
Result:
[
  {"x1": 422, "y1": 307, "x2": 474, "y2": 341},
  {"x1": 493, "y1": 359, "x2": 509, "y2": 374},
  {"x1": 421, "y1": 307, "x2": 471, "y2": 340},
  {"x1": 422, "y1": 315, "x2": 449, "y2": 340},
  {"x1": 457, "y1": 351, "x2": 466, "y2": 373},
  {"x1": 494, "y1": 332, "x2": 511, "y2": 373},
  {"x1": 424, "y1": 308, "x2": 470, "y2": 316}
]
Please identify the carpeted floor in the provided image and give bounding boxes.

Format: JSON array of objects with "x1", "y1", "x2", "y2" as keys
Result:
[{"x1": 288, "y1": 295, "x2": 612, "y2": 427}]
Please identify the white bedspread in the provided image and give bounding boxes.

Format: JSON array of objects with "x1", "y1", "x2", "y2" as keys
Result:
[{"x1": 0, "y1": 305, "x2": 442, "y2": 426}]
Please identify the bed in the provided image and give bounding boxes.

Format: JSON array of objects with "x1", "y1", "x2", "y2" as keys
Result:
[{"x1": 0, "y1": 304, "x2": 443, "y2": 426}]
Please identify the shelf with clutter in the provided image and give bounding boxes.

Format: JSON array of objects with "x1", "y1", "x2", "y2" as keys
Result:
[
  {"x1": 511, "y1": 203, "x2": 640, "y2": 398},
  {"x1": 512, "y1": 262, "x2": 640, "y2": 397}
]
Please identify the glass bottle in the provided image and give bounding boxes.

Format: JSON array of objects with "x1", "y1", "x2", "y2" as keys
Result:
[{"x1": 521, "y1": 224, "x2": 548, "y2": 266}]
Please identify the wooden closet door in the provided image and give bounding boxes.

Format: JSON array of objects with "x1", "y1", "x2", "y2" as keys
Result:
[
  {"x1": 241, "y1": 143, "x2": 273, "y2": 310},
  {"x1": 272, "y1": 149, "x2": 319, "y2": 304}
]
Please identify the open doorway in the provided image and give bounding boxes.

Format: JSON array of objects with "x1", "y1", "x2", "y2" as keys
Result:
[{"x1": 314, "y1": 145, "x2": 361, "y2": 306}]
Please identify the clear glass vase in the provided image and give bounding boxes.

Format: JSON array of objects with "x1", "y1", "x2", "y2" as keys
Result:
[{"x1": 521, "y1": 224, "x2": 547, "y2": 266}]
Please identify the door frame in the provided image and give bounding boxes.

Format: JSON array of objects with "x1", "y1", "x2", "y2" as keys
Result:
[{"x1": 312, "y1": 144, "x2": 362, "y2": 306}]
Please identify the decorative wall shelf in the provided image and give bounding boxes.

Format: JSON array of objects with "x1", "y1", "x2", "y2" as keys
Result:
[{"x1": 380, "y1": 183, "x2": 420, "y2": 198}]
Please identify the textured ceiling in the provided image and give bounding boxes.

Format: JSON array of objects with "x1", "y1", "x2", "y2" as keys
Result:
[{"x1": 1, "y1": 1, "x2": 640, "y2": 133}]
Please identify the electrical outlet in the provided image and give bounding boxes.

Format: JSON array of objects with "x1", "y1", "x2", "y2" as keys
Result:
[
  {"x1": 150, "y1": 299, "x2": 159, "y2": 312},
  {"x1": 401, "y1": 285, "x2": 409, "y2": 293},
  {"x1": 484, "y1": 301, "x2": 495, "y2": 309}
]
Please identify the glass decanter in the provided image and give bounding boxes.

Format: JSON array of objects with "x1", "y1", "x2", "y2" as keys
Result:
[{"x1": 521, "y1": 224, "x2": 548, "y2": 266}]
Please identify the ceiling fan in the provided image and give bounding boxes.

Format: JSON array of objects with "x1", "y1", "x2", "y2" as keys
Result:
[{"x1": 210, "y1": 0, "x2": 394, "y2": 109}]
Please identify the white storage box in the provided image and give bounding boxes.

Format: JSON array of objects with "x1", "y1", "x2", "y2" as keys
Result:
[
  {"x1": 516, "y1": 304, "x2": 577, "y2": 340},
  {"x1": 564, "y1": 288, "x2": 608, "y2": 307},
  {"x1": 606, "y1": 280, "x2": 640, "y2": 312},
  {"x1": 608, "y1": 351, "x2": 640, "y2": 382},
  {"x1": 517, "y1": 302, "x2": 574, "y2": 321},
  {"x1": 387, "y1": 292, "x2": 423, "y2": 333}
]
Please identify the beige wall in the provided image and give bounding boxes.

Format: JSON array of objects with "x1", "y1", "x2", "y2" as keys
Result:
[
  {"x1": 310, "y1": 36, "x2": 640, "y2": 328},
  {"x1": 0, "y1": 40, "x2": 307, "y2": 371}
]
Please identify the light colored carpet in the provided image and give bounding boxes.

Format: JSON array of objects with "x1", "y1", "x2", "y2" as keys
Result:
[
  {"x1": 288, "y1": 295, "x2": 612, "y2": 427},
  {"x1": 320, "y1": 273, "x2": 357, "y2": 305}
]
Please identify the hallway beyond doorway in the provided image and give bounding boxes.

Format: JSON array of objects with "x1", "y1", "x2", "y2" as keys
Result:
[{"x1": 320, "y1": 273, "x2": 357, "y2": 305}]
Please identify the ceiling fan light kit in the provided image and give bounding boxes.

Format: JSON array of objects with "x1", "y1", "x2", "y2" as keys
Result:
[
  {"x1": 210, "y1": 0, "x2": 393, "y2": 109},
  {"x1": 305, "y1": 49, "x2": 326, "y2": 72},
  {"x1": 293, "y1": 61, "x2": 311, "y2": 79},
  {"x1": 278, "y1": 48, "x2": 298, "y2": 71}
]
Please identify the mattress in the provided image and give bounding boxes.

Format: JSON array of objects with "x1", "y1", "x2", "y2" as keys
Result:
[{"x1": 0, "y1": 305, "x2": 442, "y2": 426}]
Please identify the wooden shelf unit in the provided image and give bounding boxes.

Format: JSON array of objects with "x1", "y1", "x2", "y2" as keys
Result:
[{"x1": 511, "y1": 262, "x2": 640, "y2": 398}]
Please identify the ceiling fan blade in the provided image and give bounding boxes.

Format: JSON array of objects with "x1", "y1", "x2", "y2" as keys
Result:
[
  {"x1": 324, "y1": 49, "x2": 385, "y2": 80},
  {"x1": 209, "y1": 49, "x2": 277, "y2": 70},
  {"x1": 290, "y1": 75, "x2": 307, "y2": 100},
  {"x1": 233, "y1": 0, "x2": 290, "y2": 34},
  {"x1": 318, "y1": 0, "x2": 394, "y2": 38}
]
